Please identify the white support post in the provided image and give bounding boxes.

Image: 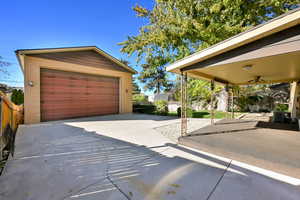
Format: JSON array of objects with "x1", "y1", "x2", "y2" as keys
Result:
[{"x1": 289, "y1": 81, "x2": 299, "y2": 119}]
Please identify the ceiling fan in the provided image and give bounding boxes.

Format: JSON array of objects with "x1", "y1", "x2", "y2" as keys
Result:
[{"x1": 248, "y1": 76, "x2": 265, "y2": 84}]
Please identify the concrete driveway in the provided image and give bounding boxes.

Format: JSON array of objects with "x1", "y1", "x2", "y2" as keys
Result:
[{"x1": 0, "y1": 114, "x2": 299, "y2": 200}]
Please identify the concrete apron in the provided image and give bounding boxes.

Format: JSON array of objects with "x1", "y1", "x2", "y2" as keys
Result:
[{"x1": 0, "y1": 114, "x2": 299, "y2": 200}]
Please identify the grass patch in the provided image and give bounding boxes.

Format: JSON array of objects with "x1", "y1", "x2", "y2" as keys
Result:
[{"x1": 168, "y1": 110, "x2": 243, "y2": 119}]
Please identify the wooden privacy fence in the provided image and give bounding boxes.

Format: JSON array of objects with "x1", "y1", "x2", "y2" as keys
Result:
[{"x1": 0, "y1": 91, "x2": 23, "y2": 158}]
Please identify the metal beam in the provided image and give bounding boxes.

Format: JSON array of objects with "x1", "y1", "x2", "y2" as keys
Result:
[
  {"x1": 181, "y1": 72, "x2": 188, "y2": 136},
  {"x1": 186, "y1": 71, "x2": 229, "y2": 85},
  {"x1": 210, "y1": 80, "x2": 215, "y2": 125},
  {"x1": 225, "y1": 84, "x2": 230, "y2": 119},
  {"x1": 231, "y1": 87, "x2": 235, "y2": 119}
]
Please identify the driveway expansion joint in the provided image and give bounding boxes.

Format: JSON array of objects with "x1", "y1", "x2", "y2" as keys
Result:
[{"x1": 205, "y1": 159, "x2": 232, "y2": 200}]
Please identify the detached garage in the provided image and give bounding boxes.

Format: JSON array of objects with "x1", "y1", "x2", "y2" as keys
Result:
[{"x1": 16, "y1": 46, "x2": 137, "y2": 124}]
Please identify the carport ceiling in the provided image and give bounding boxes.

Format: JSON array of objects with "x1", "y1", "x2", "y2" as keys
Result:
[
  {"x1": 189, "y1": 50, "x2": 300, "y2": 85},
  {"x1": 166, "y1": 8, "x2": 300, "y2": 85}
]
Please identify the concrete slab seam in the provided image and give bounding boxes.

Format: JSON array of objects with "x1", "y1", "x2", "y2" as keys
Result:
[{"x1": 205, "y1": 159, "x2": 232, "y2": 200}]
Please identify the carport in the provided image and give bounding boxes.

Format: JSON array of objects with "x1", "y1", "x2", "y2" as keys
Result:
[
  {"x1": 166, "y1": 8, "x2": 300, "y2": 177},
  {"x1": 166, "y1": 8, "x2": 300, "y2": 136}
]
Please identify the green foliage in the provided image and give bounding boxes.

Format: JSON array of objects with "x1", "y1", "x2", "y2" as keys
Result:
[
  {"x1": 235, "y1": 95, "x2": 250, "y2": 112},
  {"x1": 138, "y1": 55, "x2": 173, "y2": 94},
  {"x1": 187, "y1": 78, "x2": 223, "y2": 103},
  {"x1": 274, "y1": 103, "x2": 288, "y2": 112},
  {"x1": 234, "y1": 85, "x2": 273, "y2": 112},
  {"x1": 120, "y1": 0, "x2": 298, "y2": 95},
  {"x1": 11, "y1": 89, "x2": 24, "y2": 105},
  {"x1": 132, "y1": 77, "x2": 141, "y2": 95},
  {"x1": 120, "y1": 0, "x2": 298, "y2": 63},
  {"x1": 171, "y1": 76, "x2": 223, "y2": 104},
  {"x1": 192, "y1": 111, "x2": 228, "y2": 119},
  {"x1": 133, "y1": 104, "x2": 156, "y2": 114},
  {"x1": 154, "y1": 100, "x2": 169, "y2": 115},
  {"x1": 177, "y1": 107, "x2": 193, "y2": 117},
  {"x1": 133, "y1": 94, "x2": 148, "y2": 105},
  {"x1": 170, "y1": 110, "x2": 240, "y2": 119}
]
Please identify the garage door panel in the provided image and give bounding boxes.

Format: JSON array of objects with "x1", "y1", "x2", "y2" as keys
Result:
[
  {"x1": 41, "y1": 95, "x2": 118, "y2": 101},
  {"x1": 41, "y1": 85, "x2": 119, "y2": 94},
  {"x1": 41, "y1": 69, "x2": 119, "y2": 121},
  {"x1": 41, "y1": 107, "x2": 118, "y2": 119},
  {"x1": 41, "y1": 100, "x2": 119, "y2": 109}
]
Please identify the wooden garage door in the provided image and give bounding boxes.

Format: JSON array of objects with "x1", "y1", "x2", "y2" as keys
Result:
[{"x1": 40, "y1": 69, "x2": 119, "y2": 121}]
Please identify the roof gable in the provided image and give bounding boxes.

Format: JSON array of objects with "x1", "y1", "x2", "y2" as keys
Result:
[
  {"x1": 16, "y1": 46, "x2": 137, "y2": 74},
  {"x1": 28, "y1": 50, "x2": 130, "y2": 73}
]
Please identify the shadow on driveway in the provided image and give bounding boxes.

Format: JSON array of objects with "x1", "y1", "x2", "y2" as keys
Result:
[{"x1": 0, "y1": 119, "x2": 299, "y2": 200}]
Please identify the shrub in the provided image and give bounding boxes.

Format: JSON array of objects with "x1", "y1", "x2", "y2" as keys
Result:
[
  {"x1": 133, "y1": 104, "x2": 156, "y2": 114},
  {"x1": 274, "y1": 103, "x2": 288, "y2": 112},
  {"x1": 154, "y1": 100, "x2": 168, "y2": 115},
  {"x1": 133, "y1": 94, "x2": 148, "y2": 105},
  {"x1": 177, "y1": 107, "x2": 194, "y2": 117},
  {"x1": 11, "y1": 89, "x2": 24, "y2": 105}
]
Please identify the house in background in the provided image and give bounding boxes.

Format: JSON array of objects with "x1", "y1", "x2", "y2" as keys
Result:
[
  {"x1": 0, "y1": 83, "x2": 9, "y2": 93},
  {"x1": 0, "y1": 83, "x2": 24, "y2": 100},
  {"x1": 16, "y1": 46, "x2": 137, "y2": 124}
]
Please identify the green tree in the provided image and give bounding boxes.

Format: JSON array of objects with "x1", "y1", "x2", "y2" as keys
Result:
[
  {"x1": 120, "y1": 0, "x2": 298, "y2": 100},
  {"x1": 133, "y1": 94, "x2": 148, "y2": 105},
  {"x1": 120, "y1": 0, "x2": 298, "y2": 62},
  {"x1": 132, "y1": 76, "x2": 141, "y2": 95},
  {"x1": 139, "y1": 55, "x2": 172, "y2": 94},
  {"x1": 188, "y1": 79, "x2": 222, "y2": 102},
  {"x1": 11, "y1": 89, "x2": 24, "y2": 105}
]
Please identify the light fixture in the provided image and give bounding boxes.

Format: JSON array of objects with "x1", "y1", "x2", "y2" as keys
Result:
[
  {"x1": 28, "y1": 81, "x2": 34, "y2": 87},
  {"x1": 243, "y1": 65, "x2": 253, "y2": 71}
]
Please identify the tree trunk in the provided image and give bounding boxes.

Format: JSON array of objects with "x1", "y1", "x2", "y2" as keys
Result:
[{"x1": 157, "y1": 82, "x2": 160, "y2": 94}]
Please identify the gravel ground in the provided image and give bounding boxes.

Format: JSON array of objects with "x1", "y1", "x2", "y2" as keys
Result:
[{"x1": 154, "y1": 118, "x2": 219, "y2": 142}]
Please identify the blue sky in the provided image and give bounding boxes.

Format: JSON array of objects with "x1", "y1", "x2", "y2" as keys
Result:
[{"x1": 0, "y1": 0, "x2": 154, "y2": 93}]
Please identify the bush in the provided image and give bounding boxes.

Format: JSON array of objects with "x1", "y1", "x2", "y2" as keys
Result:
[
  {"x1": 11, "y1": 89, "x2": 24, "y2": 105},
  {"x1": 154, "y1": 100, "x2": 168, "y2": 115},
  {"x1": 177, "y1": 107, "x2": 194, "y2": 117},
  {"x1": 133, "y1": 104, "x2": 156, "y2": 114},
  {"x1": 133, "y1": 94, "x2": 148, "y2": 105},
  {"x1": 274, "y1": 103, "x2": 288, "y2": 112}
]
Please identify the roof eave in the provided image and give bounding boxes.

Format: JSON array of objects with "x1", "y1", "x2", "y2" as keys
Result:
[
  {"x1": 166, "y1": 8, "x2": 300, "y2": 73},
  {"x1": 15, "y1": 51, "x2": 24, "y2": 74},
  {"x1": 15, "y1": 46, "x2": 137, "y2": 74}
]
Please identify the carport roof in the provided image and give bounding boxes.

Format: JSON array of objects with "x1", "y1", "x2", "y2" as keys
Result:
[
  {"x1": 166, "y1": 7, "x2": 300, "y2": 85},
  {"x1": 15, "y1": 46, "x2": 137, "y2": 74}
]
